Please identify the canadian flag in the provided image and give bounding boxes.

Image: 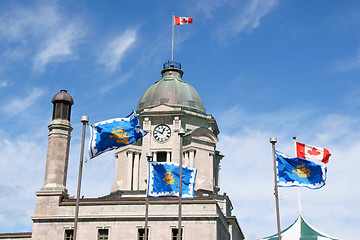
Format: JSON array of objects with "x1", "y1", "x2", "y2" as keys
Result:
[
  {"x1": 174, "y1": 16, "x2": 193, "y2": 25},
  {"x1": 296, "y1": 142, "x2": 331, "y2": 164}
]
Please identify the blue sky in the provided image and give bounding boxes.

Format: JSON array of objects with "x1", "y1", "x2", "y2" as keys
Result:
[{"x1": 0, "y1": 0, "x2": 359, "y2": 239}]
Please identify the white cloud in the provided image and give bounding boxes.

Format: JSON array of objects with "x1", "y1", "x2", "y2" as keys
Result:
[
  {"x1": 2, "y1": 47, "x2": 28, "y2": 64},
  {"x1": 233, "y1": 0, "x2": 278, "y2": 33},
  {"x1": 33, "y1": 21, "x2": 85, "y2": 72},
  {"x1": 0, "y1": 80, "x2": 8, "y2": 88},
  {"x1": 0, "y1": 134, "x2": 47, "y2": 232},
  {"x1": 0, "y1": 184, "x2": 20, "y2": 199},
  {"x1": 334, "y1": 49, "x2": 360, "y2": 72},
  {"x1": 99, "y1": 72, "x2": 133, "y2": 95},
  {"x1": 342, "y1": 86, "x2": 360, "y2": 107},
  {"x1": 0, "y1": 2, "x2": 60, "y2": 42},
  {"x1": 97, "y1": 29, "x2": 137, "y2": 73},
  {"x1": 217, "y1": 107, "x2": 360, "y2": 240},
  {"x1": 216, "y1": 0, "x2": 278, "y2": 40},
  {"x1": 2, "y1": 88, "x2": 44, "y2": 116},
  {"x1": 195, "y1": 0, "x2": 227, "y2": 18},
  {"x1": 0, "y1": 1, "x2": 86, "y2": 73}
]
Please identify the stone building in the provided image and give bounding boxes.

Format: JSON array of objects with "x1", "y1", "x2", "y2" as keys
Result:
[{"x1": 0, "y1": 62, "x2": 244, "y2": 240}]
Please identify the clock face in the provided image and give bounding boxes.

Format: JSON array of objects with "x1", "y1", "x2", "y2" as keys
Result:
[{"x1": 153, "y1": 124, "x2": 171, "y2": 142}]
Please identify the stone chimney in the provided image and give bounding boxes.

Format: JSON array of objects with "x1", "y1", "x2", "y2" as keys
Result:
[{"x1": 42, "y1": 90, "x2": 74, "y2": 192}]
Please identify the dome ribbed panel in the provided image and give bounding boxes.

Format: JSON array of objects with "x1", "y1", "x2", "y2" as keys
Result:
[{"x1": 137, "y1": 75, "x2": 205, "y2": 113}]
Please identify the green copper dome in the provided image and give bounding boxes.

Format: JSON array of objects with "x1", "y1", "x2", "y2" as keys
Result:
[{"x1": 137, "y1": 64, "x2": 206, "y2": 113}]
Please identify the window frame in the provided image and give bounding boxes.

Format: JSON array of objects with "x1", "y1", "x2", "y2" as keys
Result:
[
  {"x1": 171, "y1": 228, "x2": 183, "y2": 240},
  {"x1": 97, "y1": 228, "x2": 109, "y2": 240},
  {"x1": 137, "y1": 228, "x2": 149, "y2": 240},
  {"x1": 64, "y1": 229, "x2": 74, "y2": 240}
]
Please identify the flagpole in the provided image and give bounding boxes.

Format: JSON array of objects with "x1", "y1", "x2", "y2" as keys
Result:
[
  {"x1": 172, "y1": 13, "x2": 175, "y2": 62},
  {"x1": 144, "y1": 191, "x2": 149, "y2": 240},
  {"x1": 293, "y1": 137, "x2": 302, "y2": 216},
  {"x1": 144, "y1": 152, "x2": 153, "y2": 240},
  {"x1": 73, "y1": 116, "x2": 89, "y2": 240},
  {"x1": 178, "y1": 128, "x2": 185, "y2": 240},
  {"x1": 270, "y1": 137, "x2": 281, "y2": 240}
]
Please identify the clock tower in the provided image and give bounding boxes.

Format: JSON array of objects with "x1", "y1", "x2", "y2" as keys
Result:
[
  {"x1": 29, "y1": 62, "x2": 244, "y2": 240},
  {"x1": 111, "y1": 62, "x2": 222, "y2": 196}
]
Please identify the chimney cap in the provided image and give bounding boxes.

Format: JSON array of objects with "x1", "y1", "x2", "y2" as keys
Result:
[{"x1": 51, "y1": 90, "x2": 74, "y2": 105}]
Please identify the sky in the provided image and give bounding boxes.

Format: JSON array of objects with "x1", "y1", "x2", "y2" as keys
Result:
[{"x1": 0, "y1": 0, "x2": 359, "y2": 239}]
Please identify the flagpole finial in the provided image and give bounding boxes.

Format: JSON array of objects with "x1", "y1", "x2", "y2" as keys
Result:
[
  {"x1": 270, "y1": 137, "x2": 277, "y2": 144},
  {"x1": 293, "y1": 136, "x2": 296, "y2": 140},
  {"x1": 81, "y1": 116, "x2": 89, "y2": 123},
  {"x1": 146, "y1": 152, "x2": 153, "y2": 160},
  {"x1": 178, "y1": 128, "x2": 185, "y2": 136}
]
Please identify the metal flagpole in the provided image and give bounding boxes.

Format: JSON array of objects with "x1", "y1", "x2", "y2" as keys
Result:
[
  {"x1": 172, "y1": 13, "x2": 175, "y2": 62},
  {"x1": 73, "y1": 116, "x2": 89, "y2": 240},
  {"x1": 270, "y1": 137, "x2": 281, "y2": 240},
  {"x1": 144, "y1": 195, "x2": 149, "y2": 240},
  {"x1": 144, "y1": 152, "x2": 153, "y2": 240},
  {"x1": 178, "y1": 128, "x2": 185, "y2": 240},
  {"x1": 297, "y1": 187, "x2": 302, "y2": 216},
  {"x1": 293, "y1": 137, "x2": 302, "y2": 216}
]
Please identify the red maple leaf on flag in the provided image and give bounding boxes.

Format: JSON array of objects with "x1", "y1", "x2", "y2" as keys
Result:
[
  {"x1": 307, "y1": 147, "x2": 321, "y2": 156},
  {"x1": 182, "y1": 18, "x2": 193, "y2": 24}
]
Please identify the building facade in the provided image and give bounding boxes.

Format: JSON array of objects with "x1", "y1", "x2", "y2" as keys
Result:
[{"x1": 1, "y1": 62, "x2": 244, "y2": 240}]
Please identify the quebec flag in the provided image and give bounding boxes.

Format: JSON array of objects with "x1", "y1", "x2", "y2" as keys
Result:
[
  {"x1": 89, "y1": 111, "x2": 147, "y2": 159},
  {"x1": 276, "y1": 151, "x2": 327, "y2": 189},
  {"x1": 147, "y1": 162, "x2": 197, "y2": 198}
]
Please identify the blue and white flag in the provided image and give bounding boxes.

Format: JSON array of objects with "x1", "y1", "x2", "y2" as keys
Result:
[
  {"x1": 147, "y1": 162, "x2": 197, "y2": 198},
  {"x1": 89, "y1": 111, "x2": 147, "y2": 159},
  {"x1": 276, "y1": 151, "x2": 327, "y2": 189}
]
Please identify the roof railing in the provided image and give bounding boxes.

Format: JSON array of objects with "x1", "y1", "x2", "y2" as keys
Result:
[{"x1": 163, "y1": 61, "x2": 181, "y2": 69}]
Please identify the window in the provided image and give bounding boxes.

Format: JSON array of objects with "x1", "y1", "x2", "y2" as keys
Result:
[
  {"x1": 157, "y1": 152, "x2": 167, "y2": 162},
  {"x1": 98, "y1": 229, "x2": 109, "y2": 240},
  {"x1": 138, "y1": 228, "x2": 149, "y2": 240},
  {"x1": 64, "y1": 229, "x2": 73, "y2": 240},
  {"x1": 172, "y1": 228, "x2": 183, "y2": 240}
]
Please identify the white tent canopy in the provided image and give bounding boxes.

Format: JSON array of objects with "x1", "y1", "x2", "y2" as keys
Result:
[{"x1": 259, "y1": 215, "x2": 342, "y2": 240}]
